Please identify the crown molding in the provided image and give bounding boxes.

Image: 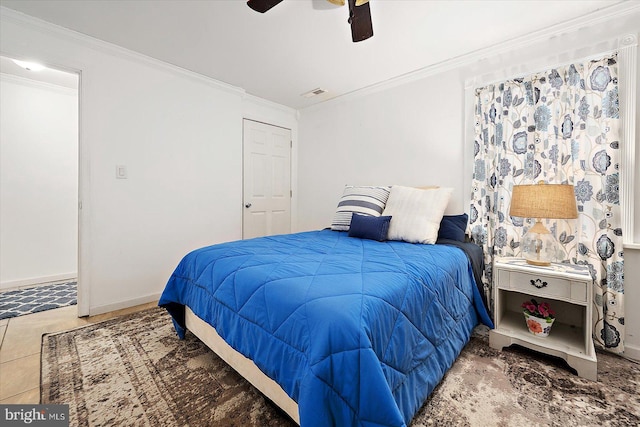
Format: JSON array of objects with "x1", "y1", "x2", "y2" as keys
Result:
[
  {"x1": 242, "y1": 91, "x2": 298, "y2": 117},
  {"x1": 301, "y1": 1, "x2": 640, "y2": 112},
  {"x1": 1, "y1": 72, "x2": 78, "y2": 95},
  {"x1": 0, "y1": 6, "x2": 246, "y2": 98}
]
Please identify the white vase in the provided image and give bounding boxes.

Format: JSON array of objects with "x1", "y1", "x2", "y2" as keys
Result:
[{"x1": 523, "y1": 312, "x2": 555, "y2": 337}]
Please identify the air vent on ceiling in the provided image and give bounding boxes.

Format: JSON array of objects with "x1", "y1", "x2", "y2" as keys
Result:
[{"x1": 301, "y1": 88, "x2": 328, "y2": 98}]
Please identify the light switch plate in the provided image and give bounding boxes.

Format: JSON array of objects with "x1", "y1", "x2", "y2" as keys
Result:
[{"x1": 116, "y1": 165, "x2": 127, "y2": 179}]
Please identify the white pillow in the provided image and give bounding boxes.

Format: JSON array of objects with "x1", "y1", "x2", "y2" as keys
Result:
[{"x1": 382, "y1": 186, "x2": 453, "y2": 244}]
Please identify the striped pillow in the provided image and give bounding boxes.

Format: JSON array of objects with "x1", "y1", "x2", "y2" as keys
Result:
[{"x1": 331, "y1": 186, "x2": 391, "y2": 231}]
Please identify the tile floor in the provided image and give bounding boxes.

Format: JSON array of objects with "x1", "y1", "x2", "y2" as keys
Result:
[{"x1": 0, "y1": 301, "x2": 158, "y2": 404}]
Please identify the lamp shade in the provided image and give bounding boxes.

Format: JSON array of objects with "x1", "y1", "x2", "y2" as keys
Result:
[
  {"x1": 509, "y1": 182, "x2": 578, "y2": 266},
  {"x1": 509, "y1": 183, "x2": 578, "y2": 219}
]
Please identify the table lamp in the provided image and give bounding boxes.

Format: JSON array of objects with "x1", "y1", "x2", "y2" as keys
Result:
[{"x1": 509, "y1": 182, "x2": 578, "y2": 266}]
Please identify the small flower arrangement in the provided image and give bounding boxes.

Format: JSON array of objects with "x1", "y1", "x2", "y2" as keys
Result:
[
  {"x1": 522, "y1": 299, "x2": 555, "y2": 337},
  {"x1": 521, "y1": 299, "x2": 555, "y2": 320}
]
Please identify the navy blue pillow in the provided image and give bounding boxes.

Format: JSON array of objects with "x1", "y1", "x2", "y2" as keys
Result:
[
  {"x1": 438, "y1": 214, "x2": 468, "y2": 242},
  {"x1": 348, "y1": 213, "x2": 392, "y2": 242}
]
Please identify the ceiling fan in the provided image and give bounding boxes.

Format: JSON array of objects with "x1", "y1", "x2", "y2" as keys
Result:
[{"x1": 247, "y1": 0, "x2": 373, "y2": 42}]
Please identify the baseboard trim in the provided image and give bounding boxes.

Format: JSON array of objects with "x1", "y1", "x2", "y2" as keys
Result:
[
  {"x1": 623, "y1": 343, "x2": 640, "y2": 362},
  {"x1": 89, "y1": 292, "x2": 161, "y2": 316},
  {"x1": 1, "y1": 273, "x2": 77, "y2": 291}
]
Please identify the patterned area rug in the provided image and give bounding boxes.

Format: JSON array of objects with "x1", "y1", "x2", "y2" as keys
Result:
[
  {"x1": 0, "y1": 281, "x2": 76, "y2": 320},
  {"x1": 41, "y1": 307, "x2": 640, "y2": 427}
]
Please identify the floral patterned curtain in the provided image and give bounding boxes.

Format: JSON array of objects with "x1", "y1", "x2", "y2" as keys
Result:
[{"x1": 470, "y1": 54, "x2": 625, "y2": 353}]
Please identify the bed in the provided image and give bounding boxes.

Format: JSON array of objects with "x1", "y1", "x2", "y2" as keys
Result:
[{"x1": 159, "y1": 186, "x2": 492, "y2": 427}]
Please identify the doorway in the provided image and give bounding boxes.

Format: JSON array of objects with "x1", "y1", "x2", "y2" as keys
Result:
[
  {"x1": 242, "y1": 119, "x2": 292, "y2": 239},
  {"x1": 0, "y1": 56, "x2": 80, "y2": 317}
]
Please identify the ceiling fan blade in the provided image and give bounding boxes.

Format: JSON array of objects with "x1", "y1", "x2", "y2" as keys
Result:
[
  {"x1": 348, "y1": 0, "x2": 373, "y2": 42},
  {"x1": 247, "y1": 0, "x2": 283, "y2": 13}
]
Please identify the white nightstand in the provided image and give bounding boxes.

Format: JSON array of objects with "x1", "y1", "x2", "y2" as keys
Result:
[{"x1": 489, "y1": 257, "x2": 597, "y2": 381}]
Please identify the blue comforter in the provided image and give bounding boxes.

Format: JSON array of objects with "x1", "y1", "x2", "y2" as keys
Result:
[{"x1": 159, "y1": 230, "x2": 491, "y2": 427}]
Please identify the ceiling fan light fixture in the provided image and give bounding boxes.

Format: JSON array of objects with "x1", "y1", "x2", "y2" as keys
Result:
[{"x1": 249, "y1": 0, "x2": 373, "y2": 43}]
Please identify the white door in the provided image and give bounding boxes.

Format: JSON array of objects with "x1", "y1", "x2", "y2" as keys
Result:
[{"x1": 243, "y1": 119, "x2": 291, "y2": 239}]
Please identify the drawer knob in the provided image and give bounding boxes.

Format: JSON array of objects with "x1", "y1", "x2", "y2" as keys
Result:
[{"x1": 530, "y1": 278, "x2": 548, "y2": 289}]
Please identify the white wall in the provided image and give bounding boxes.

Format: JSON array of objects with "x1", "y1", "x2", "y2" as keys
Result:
[
  {"x1": 0, "y1": 74, "x2": 78, "y2": 289},
  {"x1": 298, "y1": 10, "x2": 640, "y2": 358},
  {"x1": 298, "y1": 71, "x2": 467, "y2": 229},
  {"x1": 0, "y1": 9, "x2": 298, "y2": 315},
  {"x1": 628, "y1": 56, "x2": 640, "y2": 356}
]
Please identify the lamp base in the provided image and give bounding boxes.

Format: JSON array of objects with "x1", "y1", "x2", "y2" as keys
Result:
[
  {"x1": 521, "y1": 220, "x2": 558, "y2": 266},
  {"x1": 525, "y1": 259, "x2": 551, "y2": 267}
]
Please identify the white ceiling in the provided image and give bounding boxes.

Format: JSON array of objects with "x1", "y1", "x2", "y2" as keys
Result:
[{"x1": 0, "y1": 0, "x2": 625, "y2": 109}]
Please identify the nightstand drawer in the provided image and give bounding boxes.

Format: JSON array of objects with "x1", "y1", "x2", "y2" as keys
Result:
[{"x1": 497, "y1": 270, "x2": 587, "y2": 303}]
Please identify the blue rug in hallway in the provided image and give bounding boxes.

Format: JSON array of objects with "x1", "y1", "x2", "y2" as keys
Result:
[{"x1": 0, "y1": 282, "x2": 77, "y2": 320}]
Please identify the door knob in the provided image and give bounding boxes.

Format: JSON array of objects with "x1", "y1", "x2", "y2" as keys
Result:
[{"x1": 245, "y1": 203, "x2": 252, "y2": 208}]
